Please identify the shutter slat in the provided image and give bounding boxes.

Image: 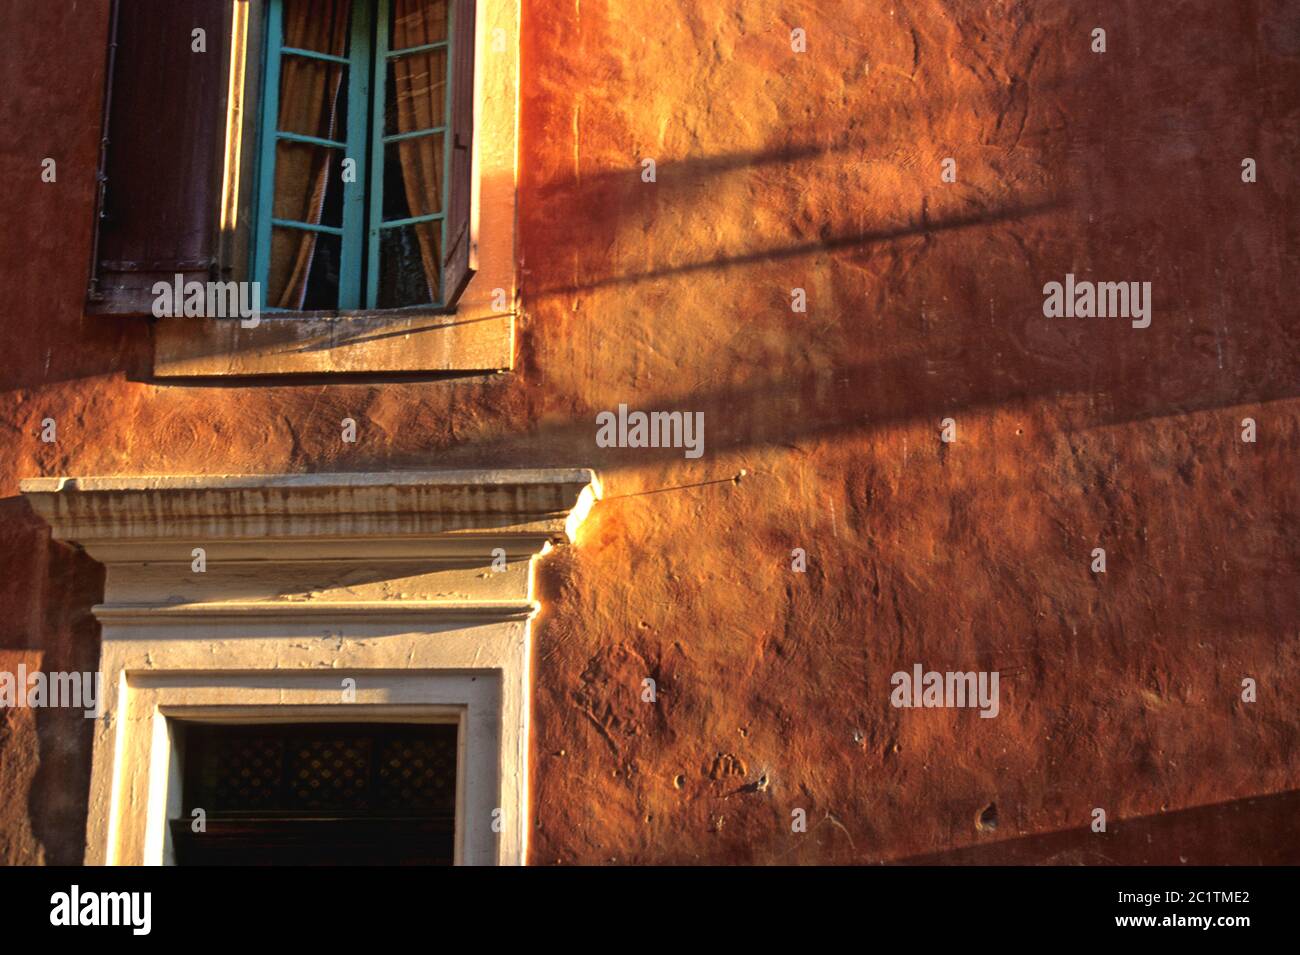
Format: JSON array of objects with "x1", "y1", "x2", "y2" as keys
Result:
[
  {"x1": 440, "y1": 0, "x2": 476, "y2": 307},
  {"x1": 89, "y1": 0, "x2": 229, "y2": 316}
]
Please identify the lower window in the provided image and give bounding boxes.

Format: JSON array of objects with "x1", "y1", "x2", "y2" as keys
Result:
[{"x1": 171, "y1": 721, "x2": 458, "y2": 866}]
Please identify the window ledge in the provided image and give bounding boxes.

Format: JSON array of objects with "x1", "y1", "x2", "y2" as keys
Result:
[{"x1": 151, "y1": 306, "x2": 514, "y2": 376}]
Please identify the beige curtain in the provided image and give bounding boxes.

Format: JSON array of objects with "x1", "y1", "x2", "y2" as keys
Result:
[
  {"x1": 389, "y1": 0, "x2": 447, "y2": 301},
  {"x1": 269, "y1": 0, "x2": 352, "y2": 308}
]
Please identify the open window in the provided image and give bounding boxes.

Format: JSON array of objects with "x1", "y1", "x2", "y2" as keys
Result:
[
  {"x1": 253, "y1": 0, "x2": 475, "y2": 312},
  {"x1": 86, "y1": 0, "x2": 516, "y2": 376}
]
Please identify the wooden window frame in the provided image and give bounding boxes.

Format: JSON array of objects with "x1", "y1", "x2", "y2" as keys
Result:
[
  {"x1": 253, "y1": 0, "x2": 372, "y2": 311},
  {"x1": 253, "y1": 0, "x2": 461, "y2": 313}
]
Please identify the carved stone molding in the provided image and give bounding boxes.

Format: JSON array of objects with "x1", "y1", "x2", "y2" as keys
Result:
[{"x1": 21, "y1": 469, "x2": 601, "y2": 865}]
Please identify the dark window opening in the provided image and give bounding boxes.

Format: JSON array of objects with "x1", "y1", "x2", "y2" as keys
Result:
[{"x1": 171, "y1": 721, "x2": 457, "y2": 865}]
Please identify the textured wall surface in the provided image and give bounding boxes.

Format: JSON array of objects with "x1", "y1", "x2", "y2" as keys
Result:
[{"x1": 0, "y1": 0, "x2": 1297, "y2": 864}]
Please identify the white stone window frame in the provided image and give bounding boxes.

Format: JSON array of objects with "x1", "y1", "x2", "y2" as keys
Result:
[{"x1": 21, "y1": 469, "x2": 600, "y2": 866}]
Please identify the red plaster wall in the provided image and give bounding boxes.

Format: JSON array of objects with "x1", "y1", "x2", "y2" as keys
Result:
[{"x1": 0, "y1": 0, "x2": 1297, "y2": 864}]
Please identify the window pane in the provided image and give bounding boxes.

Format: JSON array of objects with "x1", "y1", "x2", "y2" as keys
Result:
[
  {"x1": 382, "y1": 134, "x2": 445, "y2": 221},
  {"x1": 389, "y1": 0, "x2": 448, "y2": 52},
  {"x1": 276, "y1": 58, "x2": 349, "y2": 141},
  {"x1": 269, "y1": 226, "x2": 341, "y2": 310},
  {"x1": 272, "y1": 141, "x2": 346, "y2": 228},
  {"x1": 384, "y1": 51, "x2": 447, "y2": 139},
  {"x1": 377, "y1": 221, "x2": 441, "y2": 308},
  {"x1": 281, "y1": 0, "x2": 353, "y2": 57}
]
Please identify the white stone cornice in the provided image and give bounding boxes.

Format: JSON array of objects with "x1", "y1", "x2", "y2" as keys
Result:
[{"x1": 20, "y1": 469, "x2": 602, "y2": 560}]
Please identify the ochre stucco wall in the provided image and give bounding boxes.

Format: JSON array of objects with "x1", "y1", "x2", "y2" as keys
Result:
[{"x1": 1, "y1": 0, "x2": 1297, "y2": 864}]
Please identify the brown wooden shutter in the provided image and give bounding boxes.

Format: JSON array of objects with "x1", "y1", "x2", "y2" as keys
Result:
[
  {"x1": 441, "y1": 0, "x2": 477, "y2": 307},
  {"x1": 88, "y1": 0, "x2": 230, "y2": 316}
]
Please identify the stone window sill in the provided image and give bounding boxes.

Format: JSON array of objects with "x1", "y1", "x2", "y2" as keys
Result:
[{"x1": 151, "y1": 305, "x2": 515, "y2": 377}]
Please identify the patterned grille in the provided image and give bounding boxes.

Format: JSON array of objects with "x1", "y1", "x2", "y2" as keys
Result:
[
  {"x1": 289, "y1": 737, "x2": 372, "y2": 809},
  {"x1": 198, "y1": 736, "x2": 284, "y2": 809},
  {"x1": 377, "y1": 737, "x2": 457, "y2": 809},
  {"x1": 185, "y1": 723, "x2": 457, "y2": 815}
]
